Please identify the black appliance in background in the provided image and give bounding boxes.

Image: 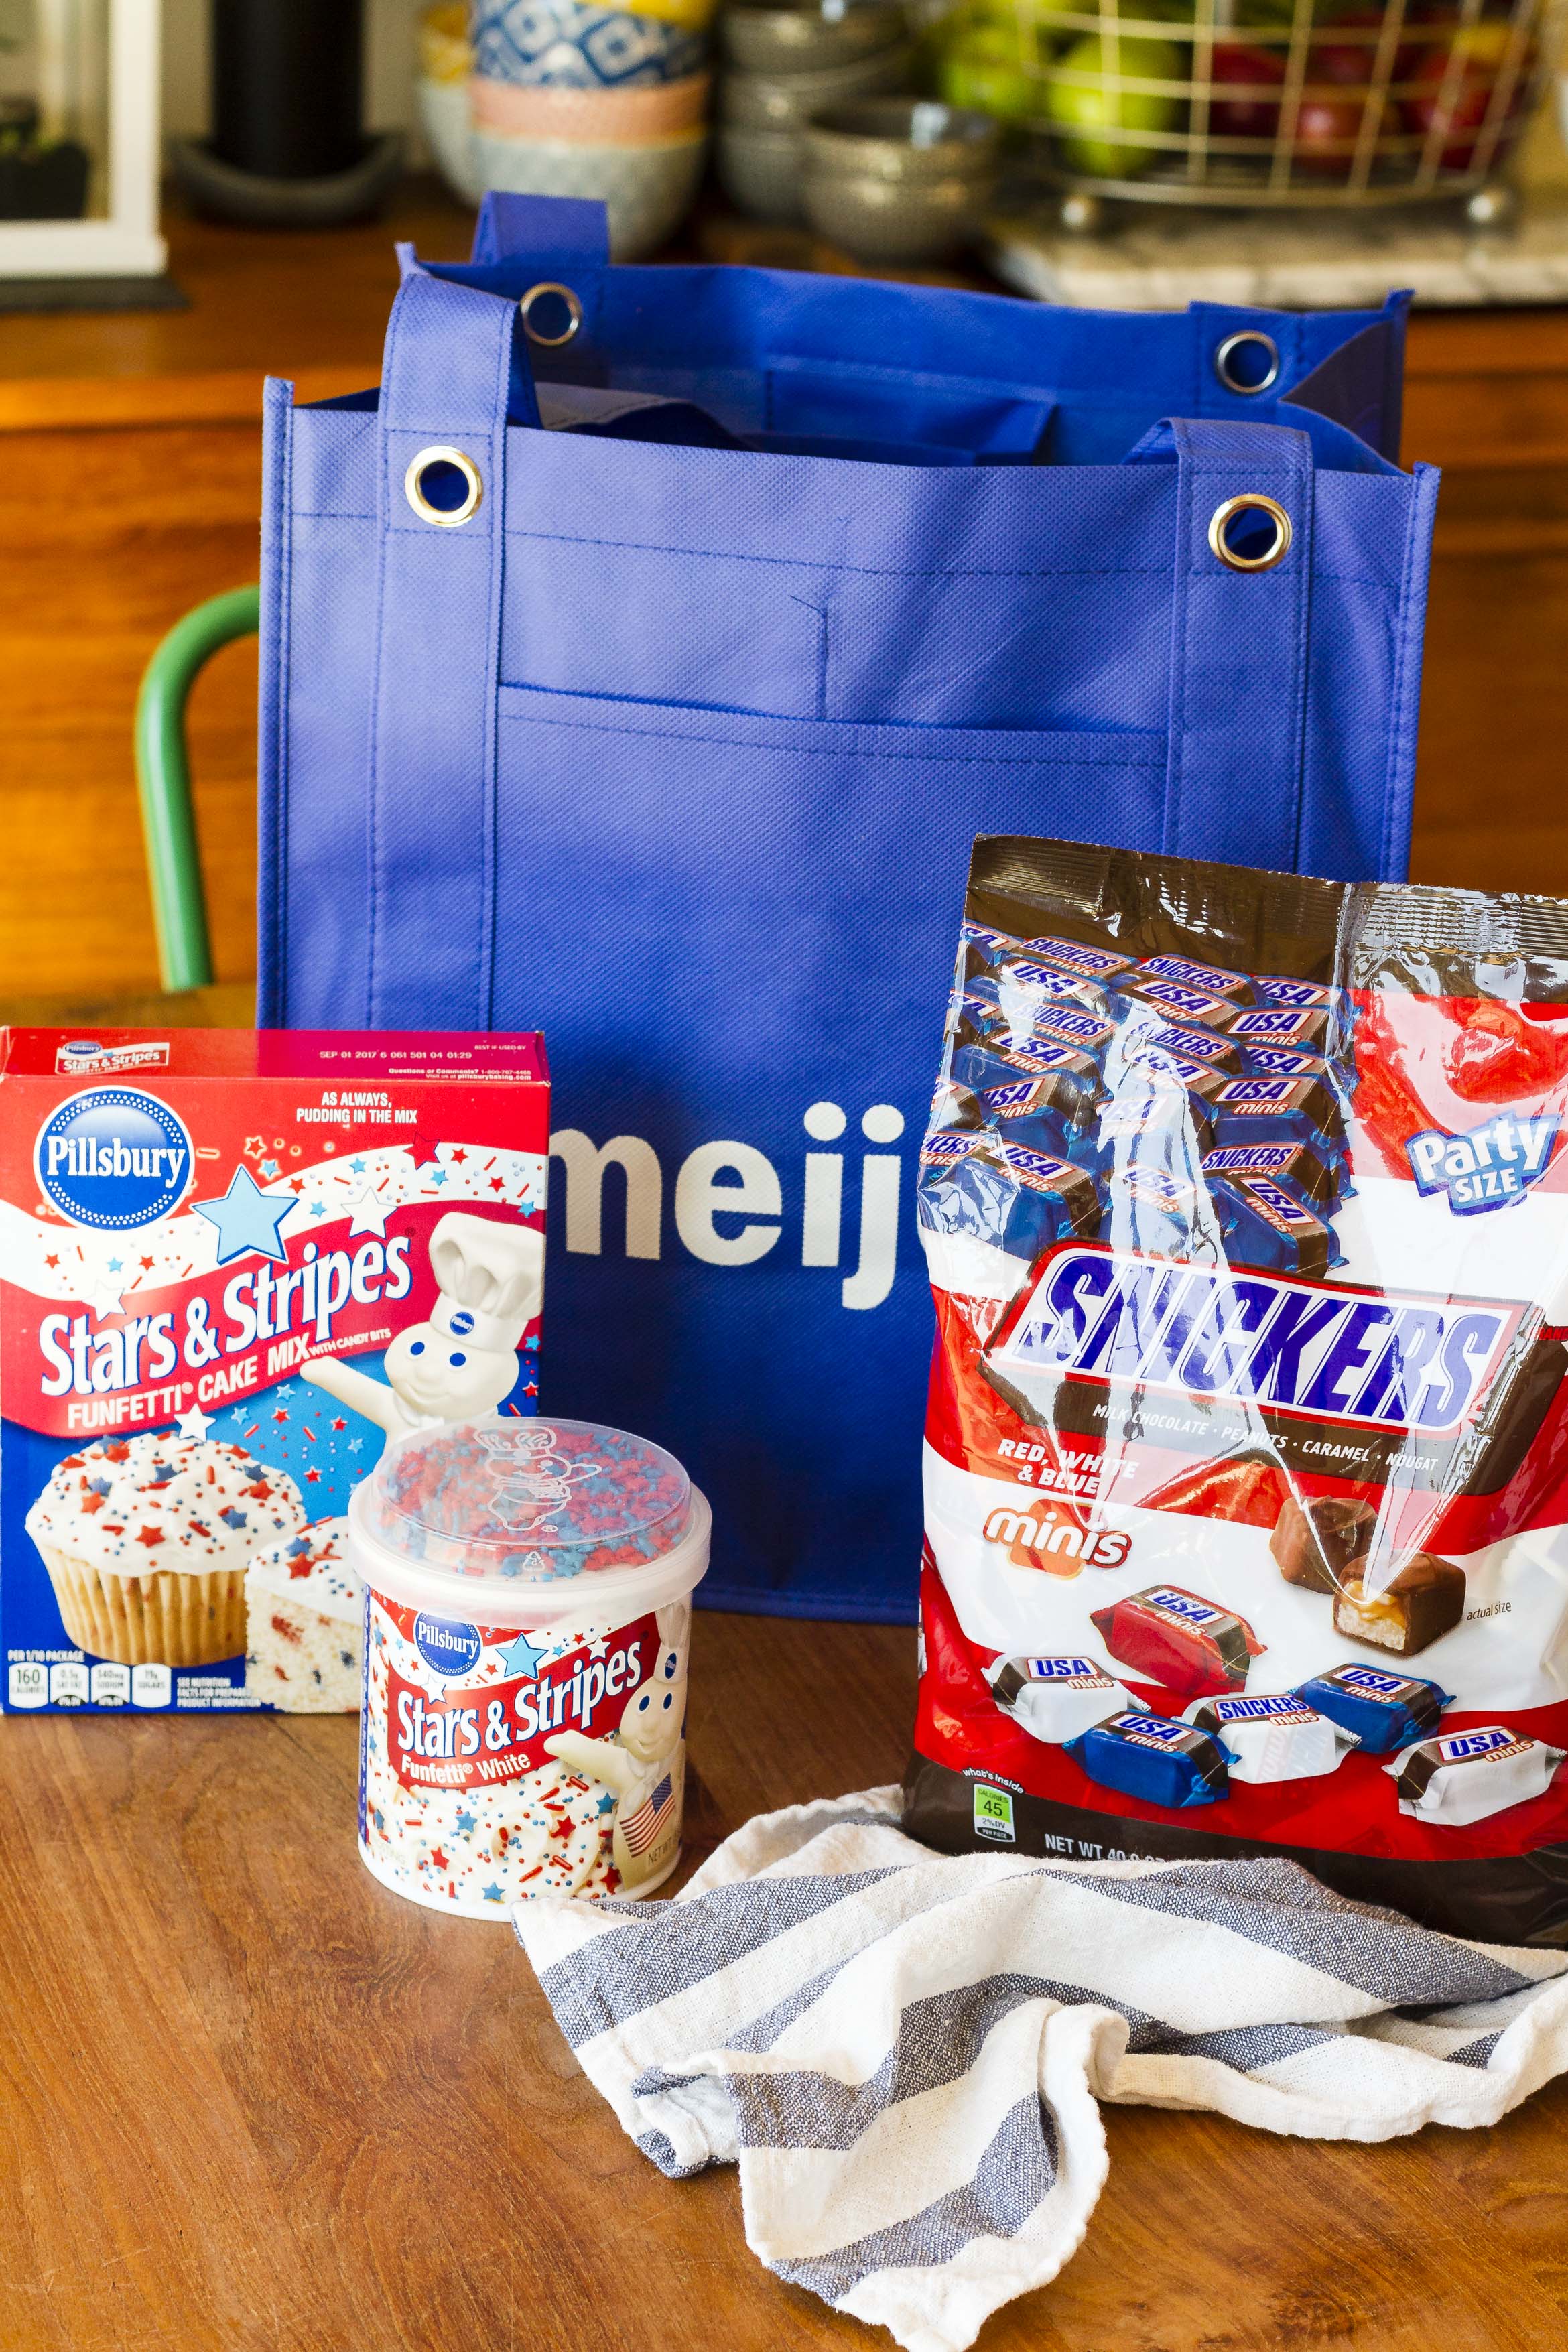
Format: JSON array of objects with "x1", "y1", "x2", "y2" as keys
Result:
[{"x1": 172, "y1": 0, "x2": 405, "y2": 226}]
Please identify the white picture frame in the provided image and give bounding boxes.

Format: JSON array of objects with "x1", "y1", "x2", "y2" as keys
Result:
[{"x1": 0, "y1": 0, "x2": 165, "y2": 279}]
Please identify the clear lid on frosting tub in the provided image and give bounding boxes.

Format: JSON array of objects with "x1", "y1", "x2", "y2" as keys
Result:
[{"x1": 347, "y1": 1417, "x2": 710, "y2": 1620}]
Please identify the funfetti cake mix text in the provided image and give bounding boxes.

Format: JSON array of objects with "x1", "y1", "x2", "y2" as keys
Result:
[{"x1": 0, "y1": 1029, "x2": 547, "y2": 1714}]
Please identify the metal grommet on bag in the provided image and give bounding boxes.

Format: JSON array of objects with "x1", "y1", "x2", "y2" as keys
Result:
[
  {"x1": 1214, "y1": 330, "x2": 1280, "y2": 396},
  {"x1": 1207, "y1": 493, "x2": 1293, "y2": 574},
  {"x1": 519, "y1": 282, "x2": 583, "y2": 348},
  {"x1": 404, "y1": 446, "x2": 483, "y2": 528}
]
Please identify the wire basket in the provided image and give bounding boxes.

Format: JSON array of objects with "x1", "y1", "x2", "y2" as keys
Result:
[{"x1": 925, "y1": 0, "x2": 1567, "y2": 208}]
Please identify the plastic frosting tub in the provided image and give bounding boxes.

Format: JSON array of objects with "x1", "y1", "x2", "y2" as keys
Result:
[{"x1": 348, "y1": 1417, "x2": 708, "y2": 1916}]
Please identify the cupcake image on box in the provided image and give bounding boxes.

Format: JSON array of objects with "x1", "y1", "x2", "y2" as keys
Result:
[
  {"x1": 245, "y1": 1518, "x2": 361, "y2": 1712},
  {"x1": 25, "y1": 1433, "x2": 306, "y2": 1669}
]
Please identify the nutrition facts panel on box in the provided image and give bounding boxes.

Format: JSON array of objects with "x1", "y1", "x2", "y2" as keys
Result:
[
  {"x1": 7, "y1": 1658, "x2": 48, "y2": 1709},
  {"x1": 6, "y1": 1655, "x2": 171, "y2": 1709}
]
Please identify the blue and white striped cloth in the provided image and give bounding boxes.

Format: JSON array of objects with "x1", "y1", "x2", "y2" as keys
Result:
[{"x1": 514, "y1": 1788, "x2": 1568, "y2": 2352}]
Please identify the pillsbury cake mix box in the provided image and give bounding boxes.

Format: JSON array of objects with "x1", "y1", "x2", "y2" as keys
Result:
[{"x1": 0, "y1": 1029, "x2": 547, "y2": 1714}]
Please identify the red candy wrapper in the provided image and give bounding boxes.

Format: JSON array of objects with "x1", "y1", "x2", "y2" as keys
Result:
[{"x1": 908, "y1": 837, "x2": 1568, "y2": 1944}]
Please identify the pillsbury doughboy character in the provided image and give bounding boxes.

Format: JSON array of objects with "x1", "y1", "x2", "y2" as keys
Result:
[
  {"x1": 545, "y1": 1598, "x2": 690, "y2": 1892},
  {"x1": 302, "y1": 1212, "x2": 543, "y2": 1438}
]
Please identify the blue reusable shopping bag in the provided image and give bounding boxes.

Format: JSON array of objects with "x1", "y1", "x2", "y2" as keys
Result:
[{"x1": 258, "y1": 194, "x2": 1438, "y2": 1621}]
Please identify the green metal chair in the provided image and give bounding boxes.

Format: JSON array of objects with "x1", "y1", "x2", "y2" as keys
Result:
[{"x1": 133, "y1": 586, "x2": 261, "y2": 992}]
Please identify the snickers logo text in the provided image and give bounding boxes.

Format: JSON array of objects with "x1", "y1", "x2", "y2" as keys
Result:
[{"x1": 988, "y1": 1245, "x2": 1522, "y2": 1437}]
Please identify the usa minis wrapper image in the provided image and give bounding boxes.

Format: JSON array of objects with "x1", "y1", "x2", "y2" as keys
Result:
[
  {"x1": 0, "y1": 1029, "x2": 547, "y2": 1714},
  {"x1": 348, "y1": 1417, "x2": 710, "y2": 1916},
  {"x1": 908, "y1": 837, "x2": 1568, "y2": 1948}
]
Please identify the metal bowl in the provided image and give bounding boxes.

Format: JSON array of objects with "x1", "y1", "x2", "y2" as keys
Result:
[
  {"x1": 721, "y1": 42, "x2": 913, "y2": 130},
  {"x1": 801, "y1": 99, "x2": 1002, "y2": 261},
  {"x1": 720, "y1": 0, "x2": 906, "y2": 75},
  {"x1": 716, "y1": 121, "x2": 808, "y2": 222}
]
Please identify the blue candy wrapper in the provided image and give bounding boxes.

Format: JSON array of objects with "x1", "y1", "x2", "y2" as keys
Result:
[
  {"x1": 1295, "y1": 1666, "x2": 1453, "y2": 1754},
  {"x1": 1065, "y1": 1710, "x2": 1236, "y2": 1808},
  {"x1": 917, "y1": 1132, "x2": 1101, "y2": 1261}
]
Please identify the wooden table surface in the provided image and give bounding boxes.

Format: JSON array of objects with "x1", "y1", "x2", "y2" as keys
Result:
[{"x1": 3, "y1": 1601, "x2": 1565, "y2": 2352}]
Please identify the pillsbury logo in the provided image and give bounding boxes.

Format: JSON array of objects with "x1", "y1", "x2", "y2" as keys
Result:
[
  {"x1": 34, "y1": 1088, "x2": 192, "y2": 1230},
  {"x1": 1407, "y1": 1112, "x2": 1558, "y2": 1215},
  {"x1": 413, "y1": 1614, "x2": 483, "y2": 1678},
  {"x1": 447, "y1": 1308, "x2": 476, "y2": 1337},
  {"x1": 991, "y1": 1244, "x2": 1520, "y2": 1437}
]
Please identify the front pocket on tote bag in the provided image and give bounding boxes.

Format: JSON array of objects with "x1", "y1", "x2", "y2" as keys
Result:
[{"x1": 491, "y1": 686, "x2": 1167, "y2": 1035}]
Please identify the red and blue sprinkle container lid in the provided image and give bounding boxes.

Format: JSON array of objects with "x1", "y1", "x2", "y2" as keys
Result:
[{"x1": 348, "y1": 1416, "x2": 710, "y2": 1621}]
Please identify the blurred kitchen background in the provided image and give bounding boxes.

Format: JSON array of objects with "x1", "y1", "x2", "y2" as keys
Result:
[{"x1": 3, "y1": 0, "x2": 1568, "y2": 1012}]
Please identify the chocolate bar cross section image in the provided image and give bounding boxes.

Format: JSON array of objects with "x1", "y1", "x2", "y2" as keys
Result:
[{"x1": 1332, "y1": 1553, "x2": 1467, "y2": 1659}]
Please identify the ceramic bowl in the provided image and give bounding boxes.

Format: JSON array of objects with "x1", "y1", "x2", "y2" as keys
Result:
[
  {"x1": 716, "y1": 121, "x2": 806, "y2": 222},
  {"x1": 720, "y1": 43, "x2": 912, "y2": 131},
  {"x1": 802, "y1": 99, "x2": 1001, "y2": 262},
  {"x1": 419, "y1": 74, "x2": 486, "y2": 203},
  {"x1": 419, "y1": 1, "x2": 472, "y2": 84},
  {"x1": 720, "y1": 0, "x2": 906, "y2": 74},
  {"x1": 471, "y1": 125, "x2": 708, "y2": 255},
  {"x1": 488, "y1": 0, "x2": 720, "y2": 34},
  {"x1": 472, "y1": 0, "x2": 707, "y2": 90},
  {"x1": 470, "y1": 68, "x2": 710, "y2": 140}
]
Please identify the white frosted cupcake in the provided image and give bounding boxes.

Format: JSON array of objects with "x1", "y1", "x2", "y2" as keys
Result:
[
  {"x1": 245, "y1": 1518, "x2": 361, "y2": 1711},
  {"x1": 25, "y1": 1433, "x2": 306, "y2": 1668}
]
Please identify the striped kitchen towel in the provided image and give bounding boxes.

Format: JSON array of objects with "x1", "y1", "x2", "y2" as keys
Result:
[{"x1": 513, "y1": 1788, "x2": 1568, "y2": 2352}]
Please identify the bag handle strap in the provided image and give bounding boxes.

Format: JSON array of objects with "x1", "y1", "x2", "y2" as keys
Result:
[
  {"x1": 472, "y1": 192, "x2": 610, "y2": 273},
  {"x1": 367, "y1": 269, "x2": 530, "y2": 1025},
  {"x1": 1130, "y1": 417, "x2": 1315, "y2": 873}
]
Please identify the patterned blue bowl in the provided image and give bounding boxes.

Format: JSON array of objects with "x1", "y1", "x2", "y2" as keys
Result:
[{"x1": 473, "y1": 0, "x2": 708, "y2": 88}]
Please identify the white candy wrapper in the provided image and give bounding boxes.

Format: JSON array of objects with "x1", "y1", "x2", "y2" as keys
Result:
[
  {"x1": 1184, "y1": 1693, "x2": 1358, "y2": 1785},
  {"x1": 987, "y1": 1655, "x2": 1144, "y2": 1746},
  {"x1": 1386, "y1": 1728, "x2": 1568, "y2": 1828}
]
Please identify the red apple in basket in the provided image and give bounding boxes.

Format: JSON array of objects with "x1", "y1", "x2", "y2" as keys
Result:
[
  {"x1": 1403, "y1": 19, "x2": 1532, "y2": 168},
  {"x1": 1309, "y1": 5, "x2": 1415, "y2": 88},
  {"x1": 1293, "y1": 89, "x2": 1382, "y2": 175},
  {"x1": 1210, "y1": 40, "x2": 1287, "y2": 139}
]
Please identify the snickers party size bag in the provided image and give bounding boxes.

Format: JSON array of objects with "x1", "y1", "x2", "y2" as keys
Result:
[
  {"x1": 908, "y1": 836, "x2": 1568, "y2": 1943},
  {"x1": 258, "y1": 192, "x2": 1437, "y2": 1618}
]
